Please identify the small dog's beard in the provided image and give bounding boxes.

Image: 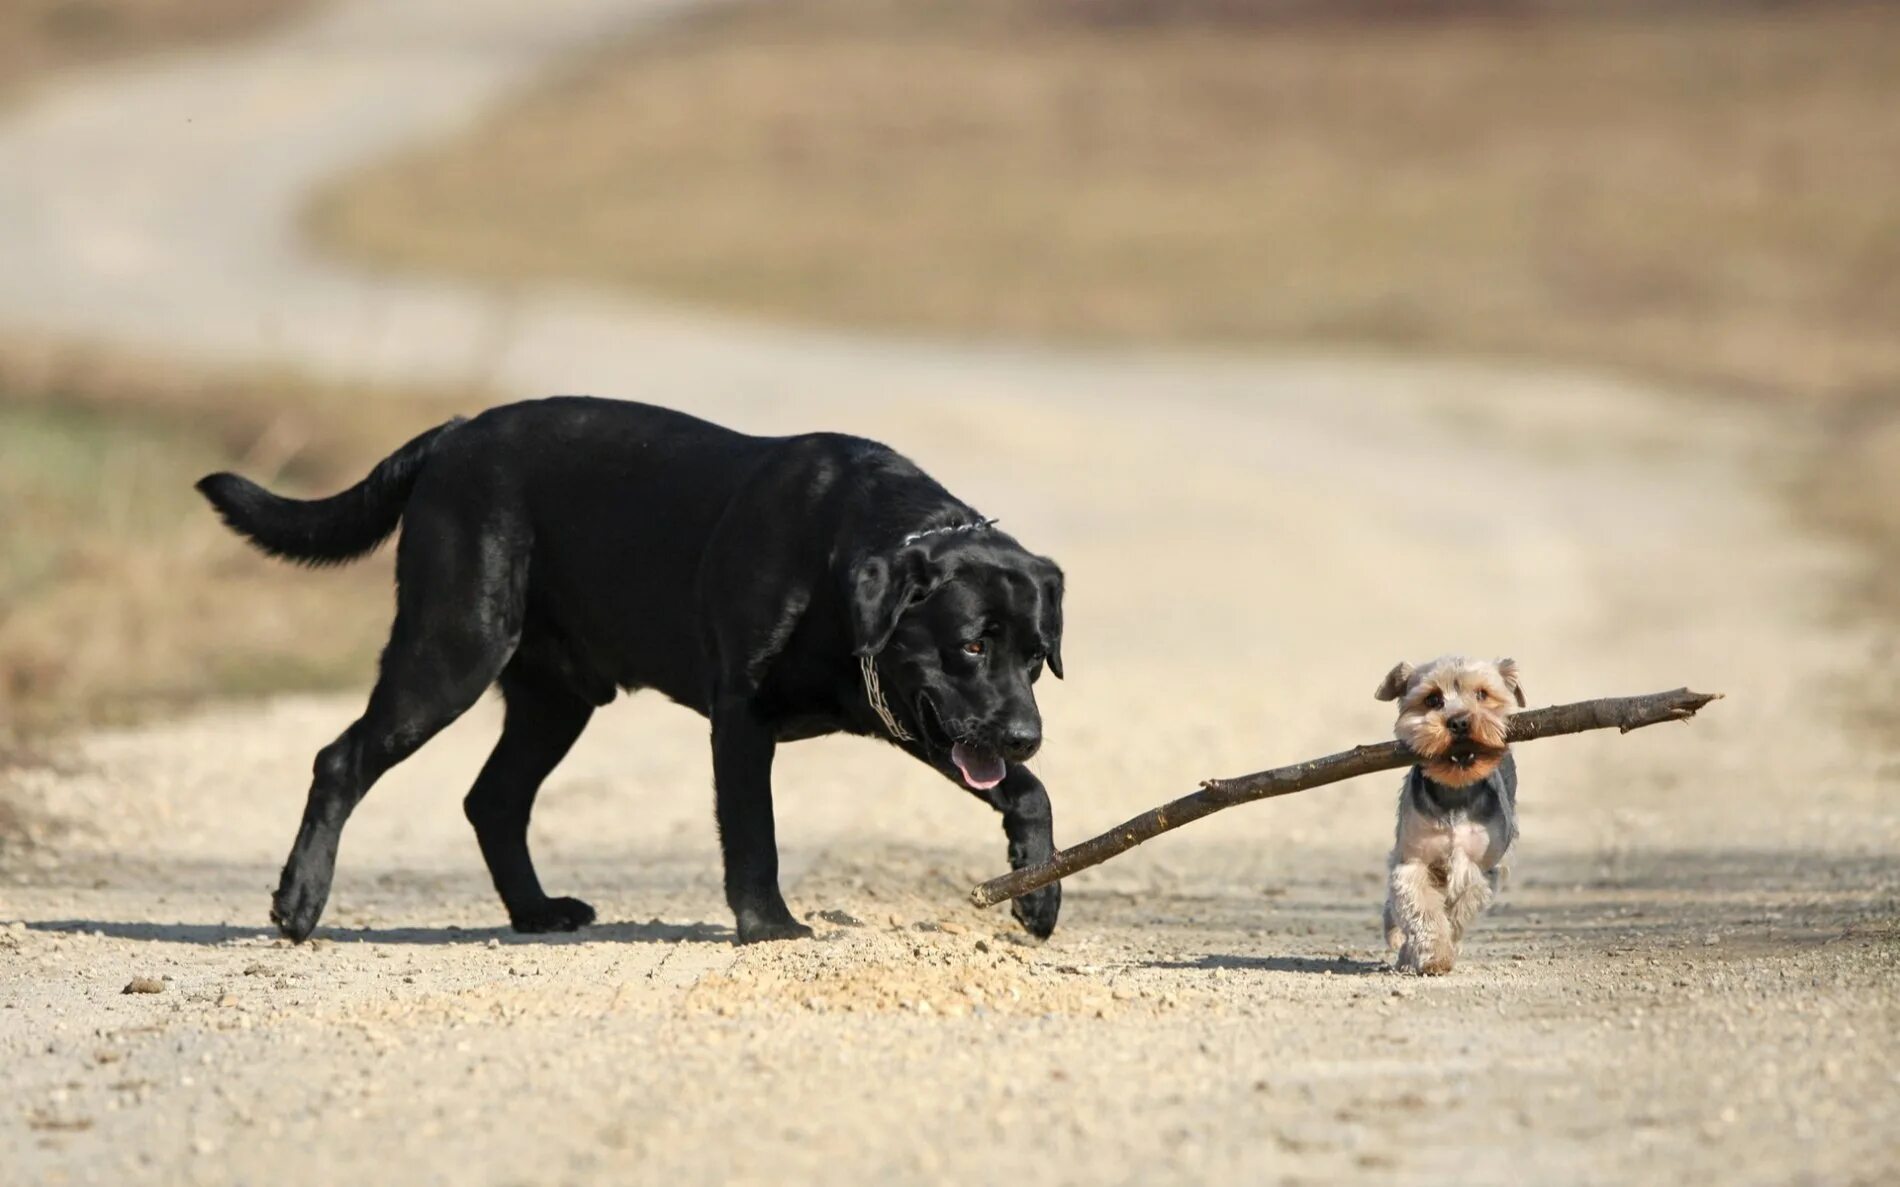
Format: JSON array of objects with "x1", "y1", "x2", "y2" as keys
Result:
[
  {"x1": 1420, "y1": 751, "x2": 1505, "y2": 787},
  {"x1": 1398, "y1": 712, "x2": 1509, "y2": 787}
]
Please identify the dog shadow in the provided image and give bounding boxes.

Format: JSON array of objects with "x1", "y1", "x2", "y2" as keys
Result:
[
  {"x1": 1143, "y1": 953, "x2": 1389, "y2": 976},
  {"x1": 24, "y1": 917, "x2": 733, "y2": 947}
]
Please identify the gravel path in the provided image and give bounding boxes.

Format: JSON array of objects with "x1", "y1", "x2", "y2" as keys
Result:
[{"x1": 1, "y1": 3, "x2": 1895, "y2": 1184}]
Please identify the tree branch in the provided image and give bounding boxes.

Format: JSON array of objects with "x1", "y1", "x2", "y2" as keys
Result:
[{"x1": 969, "y1": 687, "x2": 1721, "y2": 910}]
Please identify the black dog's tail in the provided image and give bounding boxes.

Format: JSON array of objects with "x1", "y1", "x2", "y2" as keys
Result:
[{"x1": 195, "y1": 418, "x2": 466, "y2": 567}]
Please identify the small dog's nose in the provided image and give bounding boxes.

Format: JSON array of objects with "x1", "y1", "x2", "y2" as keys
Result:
[
  {"x1": 1446, "y1": 715, "x2": 1471, "y2": 736},
  {"x1": 1001, "y1": 723, "x2": 1041, "y2": 762}
]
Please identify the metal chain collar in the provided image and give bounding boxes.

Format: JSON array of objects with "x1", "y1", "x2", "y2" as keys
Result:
[
  {"x1": 861, "y1": 516, "x2": 996, "y2": 742},
  {"x1": 860, "y1": 654, "x2": 914, "y2": 742},
  {"x1": 901, "y1": 517, "x2": 998, "y2": 547}
]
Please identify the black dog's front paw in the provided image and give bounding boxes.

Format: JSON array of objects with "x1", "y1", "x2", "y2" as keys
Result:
[
  {"x1": 737, "y1": 919, "x2": 814, "y2": 944},
  {"x1": 1011, "y1": 881, "x2": 1061, "y2": 940},
  {"x1": 509, "y1": 896, "x2": 597, "y2": 934},
  {"x1": 270, "y1": 869, "x2": 329, "y2": 943},
  {"x1": 733, "y1": 905, "x2": 815, "y2": 945}
]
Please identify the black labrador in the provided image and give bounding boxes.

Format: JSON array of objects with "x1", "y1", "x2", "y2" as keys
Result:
[{"x1": 197, "y1": 397, "x2": 1065, "y2": 944}]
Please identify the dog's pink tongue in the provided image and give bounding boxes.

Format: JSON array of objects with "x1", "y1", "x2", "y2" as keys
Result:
[{"x1": 951, "y1": 742, "x2": 1007, "y2": 791}]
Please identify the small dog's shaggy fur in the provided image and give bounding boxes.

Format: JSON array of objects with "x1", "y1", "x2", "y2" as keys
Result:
[{"x1": 1375, "y1": 656, "x2": 1524, "y2": 975}]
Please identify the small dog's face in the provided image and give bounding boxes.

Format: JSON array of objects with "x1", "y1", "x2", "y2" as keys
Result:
[{"x1": 1375, "y1": 656, "x2": 1524, "y2": 787}]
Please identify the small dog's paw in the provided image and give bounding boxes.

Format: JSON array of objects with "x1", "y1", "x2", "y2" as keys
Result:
[
  {"x1": 1011, "y1": 882, "x2": 1061, "y2": 940},
  {"x1": 1396, "y1": 947, "x2": 1455, "y2": 975},
  {"x1": 509, "y1": 896, "x2": 597, "y2": 934}
]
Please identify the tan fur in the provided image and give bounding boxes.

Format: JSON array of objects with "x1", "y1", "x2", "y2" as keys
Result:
[
  {"x1": 1393, "y1": 796, "x2": 1510, "y2": 871},
  {"x1": 1386, "y1": 858, "x2": 1454, "y2": 975},
  {"x1": 1382, "y1": 654, "x2": 1521, "y2": 787},
  {"x1": 1442, "y1": 849, "x2": 1493, "y2": 944},
  {"x1": 1376, "y1": 655, "x2": 1525, "y2": 975}
]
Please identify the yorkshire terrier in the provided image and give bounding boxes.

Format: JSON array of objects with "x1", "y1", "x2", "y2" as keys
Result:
[{"x1": 1374, "y1": 656, "x2": 1525, "y2": 975}]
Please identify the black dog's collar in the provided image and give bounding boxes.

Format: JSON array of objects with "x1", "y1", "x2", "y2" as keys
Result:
[
  {"x1": 864, "y1": 515, "x2": 998, "y2": 741},
  {"x1": 902, "y1": 517, "x2": 998, "y2": 547},
  {"x1": 860, "y1": 654, "x2": 914, "y2": 742}
]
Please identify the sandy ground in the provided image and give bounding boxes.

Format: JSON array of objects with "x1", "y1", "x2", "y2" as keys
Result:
[{"x1": 1, "y1": 2, "x2": 1896, "y2": 1184}]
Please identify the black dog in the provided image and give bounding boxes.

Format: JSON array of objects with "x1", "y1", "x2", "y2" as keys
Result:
[{"x1": 198, "y1": 397, "x2": 1066, "y2": 944}]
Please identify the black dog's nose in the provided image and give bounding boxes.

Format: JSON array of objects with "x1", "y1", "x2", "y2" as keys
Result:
[
  {"x1": 1446, "y1": 715, "x2": 1471, "y2": 736},
  {"x1": 1001, "y1": 722, "x2": 1041, "y2": 762}
]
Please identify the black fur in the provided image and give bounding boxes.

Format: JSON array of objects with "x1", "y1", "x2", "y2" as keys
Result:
[
  {"x1": 196, "y1": 418, "x2": 466, "y2": 566},
  {"x1": 198, "y1": 397, "x2": 1066, "y2": 945}
]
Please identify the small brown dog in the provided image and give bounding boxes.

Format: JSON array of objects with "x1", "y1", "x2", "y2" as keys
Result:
[{"x1": 1375, "y1": 656, "x2": 1525, "y2": 975}]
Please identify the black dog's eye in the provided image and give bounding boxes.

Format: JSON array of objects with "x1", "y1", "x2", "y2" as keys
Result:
[
  {"x1": 1424, "y1": 691, "x2": 1444, "y2": 710},
  {"x1": 1473, "y1": 689, "x2": 1489, "y2": 702},
  {"x1": 962, "y1": 641, "x2": 986, "y2": 656}
]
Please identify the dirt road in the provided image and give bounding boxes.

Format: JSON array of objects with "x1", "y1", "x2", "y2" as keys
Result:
[{"x1": 0, "y1": 2, "x2": 1894, "y2": 1184}]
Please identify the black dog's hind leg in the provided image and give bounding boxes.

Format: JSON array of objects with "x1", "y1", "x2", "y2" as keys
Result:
[
  {"x1": 965, "y1": 764, "x2": 1061, "y2": 939},
  {"x1": 463, "y1": 667, "x2": 596, "y2": 933},
  {"x1": 272, "y1": 504, "x2": 524, "y2": 942},
  {"x1": 710, "y1": 694, "x2": 812, "y2": 944},
  {"x1": 274, "y1": 648, "x2": 504, "y2": 941}
]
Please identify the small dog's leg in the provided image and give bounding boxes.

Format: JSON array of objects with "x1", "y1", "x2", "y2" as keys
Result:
[
  {"x1": 1443, "y1": 852, "x2": 1494, "y2": 946},
  {"x1": 1388, "y1": 859, "x2": 1453, "y2": 975},
  {"x1": 1382, "y1": 850, "x2": 1405, "y2": 951}
]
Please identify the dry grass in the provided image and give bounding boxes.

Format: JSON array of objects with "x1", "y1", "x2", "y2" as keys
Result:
[
  {"x1": 0, "y1": 0, "x2": 318, "y2": 852},
  {"x1": 0, "y1": 0, "x2": 310, "y2": 102},
  {"x1": 315, "y1": 1, "x2": 1900, "y2": 404},
  {"x1": 0, "y1": 338, "x2": 475, "y2": 749},
  {"x1": 311, "y1": 0, "x2": 1900, "y2": 632}
]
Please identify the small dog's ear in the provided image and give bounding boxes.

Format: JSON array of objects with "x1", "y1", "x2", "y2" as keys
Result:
[
  {"x1": 1374, "y1": 661, "x2": 1415, "y2": 702},
  {"x1": 1496, "y1": 657, "x2": 1526, "y2": 707}
]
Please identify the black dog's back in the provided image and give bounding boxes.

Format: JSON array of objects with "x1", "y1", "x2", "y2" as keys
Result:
[
  {"x1": 436, "y1": 399, "x2": 791, "y2": 702},
  {"x1": 198, "y1": 397, "x2": 928, "y2": 709}
]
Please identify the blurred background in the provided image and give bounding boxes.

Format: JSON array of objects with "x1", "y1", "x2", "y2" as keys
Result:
[
  {"x1": 1, "y1": 0, "x2": 1895, "y2": 760},
  {"x1": 2, "y1": 5, "x2": 1896, "y2": 1181}
]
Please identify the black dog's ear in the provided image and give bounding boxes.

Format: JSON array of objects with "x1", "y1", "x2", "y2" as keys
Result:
[
  {"x1": 1496, "y1": 657, "x2": 1527, "y2": 708},
  {"x1": 1034, "y1": 556, "x2": 1065, "y2": 679},
  {"x1": 1374, "y1": 661, "x2": 1415, "y2": 702},
  {"x1": 850, "y1": 546, "x2": 942, "y2": 657}
]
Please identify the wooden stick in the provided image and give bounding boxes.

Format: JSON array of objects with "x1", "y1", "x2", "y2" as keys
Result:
[{"x1": 969, "y1": 687, "x2": 1722, "y2": 909}]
